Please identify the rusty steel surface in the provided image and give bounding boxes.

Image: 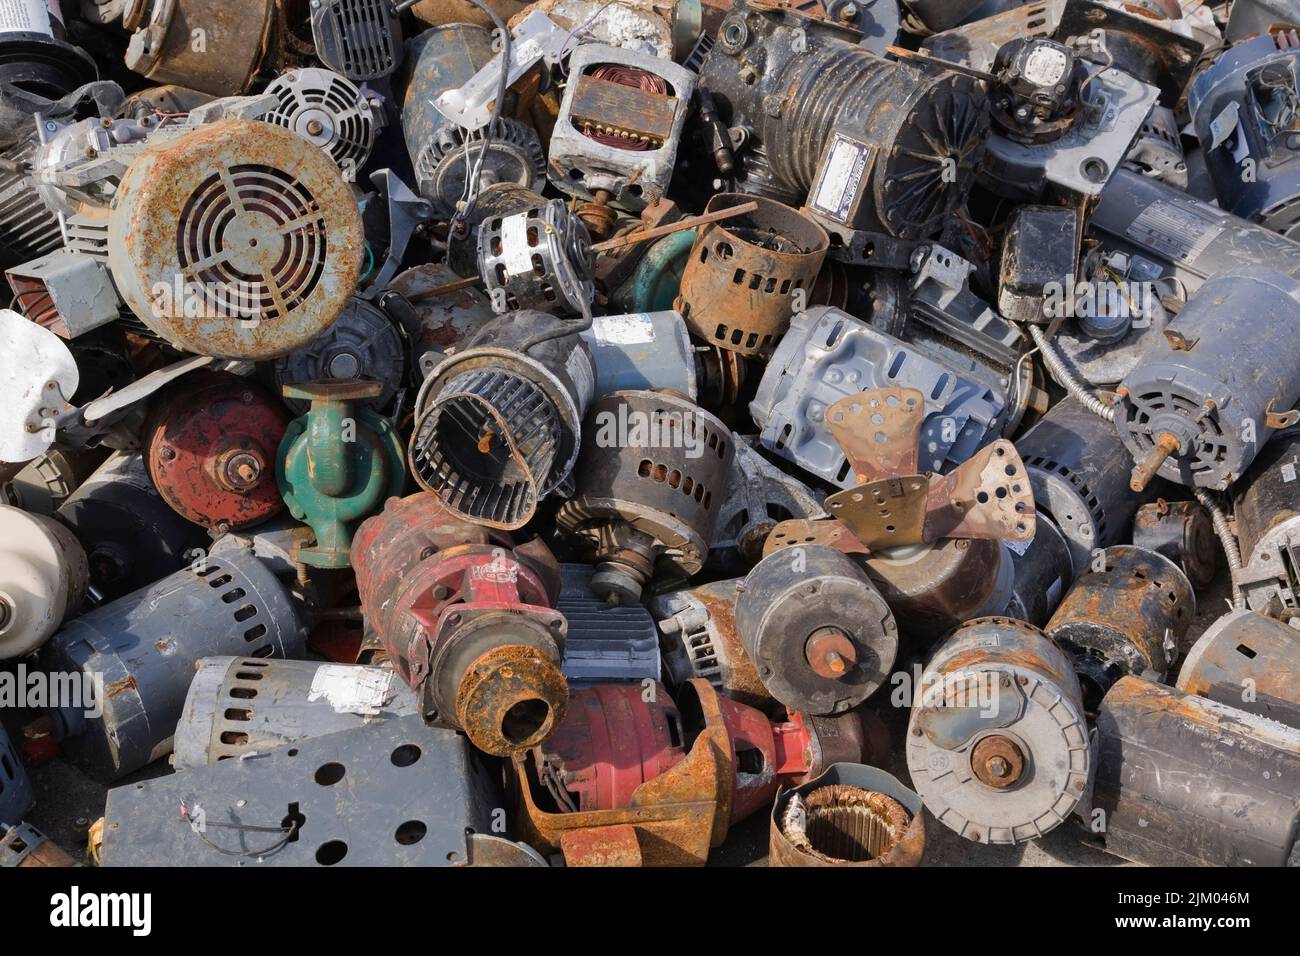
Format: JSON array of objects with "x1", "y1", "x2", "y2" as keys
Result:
[
  {"x1": 144, "y1": 371, "x2": 289, "y2": 530},
  {"x1": 125, "y1": 0, "x2": 276, "y2": 96},
  {"x1": 826, "y1": 388, "x2": 926, "y2": 483},
  {"x1": 455, "y1": 642, "x2": 570, "y2": 756},
  {"x1": 107, "y1": 119, "x2": 363, "y2": 360},
  {"x1": 675, "y1": 193, "x2": 829, "y2": 357},
  {"x1": 691, "y1": 583, "x2": 775, "y2": 709},
  {"x1": 769, "y1": 764, "x2": 926, "y2": 867},
  {"x1": 825, "y1": 475, "x2": 930, "y2": 548},
  {"x1": 1046, "y1": 544, "x2": 1194, "y2": 696},
  {"x1": 763, "y1": 517, "x2": 868, "y2": 557},
  {"x1": 863, "y1": 538, "x2": 1004, "y2": 647},
  {"x1": 923, "y1": 441, "x2": 1036, "y2": 543}
]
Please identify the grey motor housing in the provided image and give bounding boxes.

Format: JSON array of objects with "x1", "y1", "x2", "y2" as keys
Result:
[
  {"x1": 41, "y1": 548, "x2": 308, "y2": 782},
  {"x1": 174, "y1": 657, "x2": 419, "y2": 771}
]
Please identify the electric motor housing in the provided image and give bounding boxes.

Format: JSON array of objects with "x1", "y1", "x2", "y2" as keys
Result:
[
  {"x1": 1189, "y1": 32, "x2": 1300, "y2": 240},
  {"x1": 651, "y1": 577, "x2": 777, "y2": 710},
  {"x1": 1177, "y1": 609, "x2": 1300, "y2": 728},
  {"x1": 310, "y1": 0, "x2": 403, "y2": 82},
  {"x1": 401, "y1": 24, "x2": 544, "y2": 214},
  {"x1": 736, "y1": 545, "x2": 898, "y2": 715},
  {"x1": 143, "y1": 371, "x2": 290, "y2": 532},
  {"x1": 174, "y1": 656, "x2": 420, "y2": 770},
  {"x1": 0, "y1": 721, "x2": 32, "y2": 827},
  {"x1": 1091, "y1": 676, "x2": 1300, "y2": 867},
  {"x1": 697, "y1": 0, "x2": 988, "y2": 239},
  {"x1": 272, "y1": 296, "x2": 406, "y2": 415},
  {"x1": 862, "y1": 538, "x2": 1012, "y2": 648},
  {"x1": 1117, "y1": 268, "x2": 1300, "y2": 490},
  {"x1": 0, "y1": 505, "x2": 88, "y2": 660},
  {"x1": 476, "y1": 197, "x2": 595, "y2": 317},
  {"x1": 1046, "y1": 544, "x2": 1194, "y2": 709},
  {"x1": 1089, "y1": 168, "x2": 1300, "y2": 293},
  {"x1": 106, "y1": 119, "x2": 364, "y2": 360},
  {"x1": 555, "y1": 390, "x2": 735, "y2": 605},
  {"x1": 1002, "y1": 513, "x2": 1074, "y2": 628},
  {"x1": 1235, "y1": 427, "x2": 1300, "y2": 613},
  {"x1": 675, "y1": 194, "x2": 829, "y2": 358},
  {"x1": 1016, "y1": 396, "x2": 1155, "y2": 574},
  {"x1": 410, "y1": 311, "x2": 595, "y2": 529},
  {"x1": 41, "y1": 547, "x2": 308, "y2": 782},
  {"x1": 548, "y1": 43, "x2": 696, "y2": 210},
  {"x1": 56, "y1": 452, "x2": 208, "y2": 601},
  {"x1": 261, "y1": 67, "x2": 383, "y2": 179},
  {"x1": 906, "y1": 617, "x2": 1091, "y2": 845},
  {"x1": 1132, "y1": 498, "x2": 1219, "y2": 590},
  {"x1": 123, "y1": 0, "x2": 273, "y2": 96},
  {"x1": 351, "y1": 494, "x2": 569, "y2": 756}
]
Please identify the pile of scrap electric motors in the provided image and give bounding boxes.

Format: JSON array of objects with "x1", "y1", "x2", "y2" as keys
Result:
[{"x1": 0, "y1": 0, "x2": 1297, "y2": 869}]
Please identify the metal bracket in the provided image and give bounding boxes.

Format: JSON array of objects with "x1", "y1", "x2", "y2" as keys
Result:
[{"x1": 825, "y1": 388, "x2": 925, "y2": 483}]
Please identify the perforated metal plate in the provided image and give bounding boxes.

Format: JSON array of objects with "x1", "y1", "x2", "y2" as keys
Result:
[
  {"x1": 99, "y1": 716, "x2": 499, "y2": 866},
  {"x1": 825, "y1": 387, "x2": 925, "y2": 483}
]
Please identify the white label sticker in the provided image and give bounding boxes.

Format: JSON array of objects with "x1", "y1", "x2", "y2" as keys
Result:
[
  {"x1": 1023, "y1": 46, "x2": 1068, "y2": 86},
  {"x1": 499, "y1": 211, "x2": 535, "y2": 277},
  {"x1": 0, "y1": 0, "x2": 52, "y2": 34},
  {"x1": 812, "y1": 138, "x2": 867, "y2": 221},
  {"x1": 307, "y1": 664, "x2": 396, "y2": 716},
  {"x1": 593, "y1": 313, "x2": 656, "y2": 347}
]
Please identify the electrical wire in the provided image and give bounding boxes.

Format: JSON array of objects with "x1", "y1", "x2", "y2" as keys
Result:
[{"x1": 452, "y1": 0, "x2": 512, "y2": 230}]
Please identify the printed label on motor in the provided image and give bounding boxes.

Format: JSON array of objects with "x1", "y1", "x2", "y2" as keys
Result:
[
  {"x1": 593, "y1": 313, "x2": 656, "y2": 347},
  {"x1": 0, "y1": 0, "x2": 53, "y2": 35}
]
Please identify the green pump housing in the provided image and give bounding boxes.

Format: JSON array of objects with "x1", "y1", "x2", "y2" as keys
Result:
[{"x1": 276, "y1": 380, "x2": 406, "y2": 568}]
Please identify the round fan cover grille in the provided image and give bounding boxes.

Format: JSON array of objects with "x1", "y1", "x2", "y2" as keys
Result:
[
  {"x1": 108, "y1": 119, "x2": 363, "y2": 360},
  {"x1": 263, "y1": 67, "x2": 378, "y2": 177}
]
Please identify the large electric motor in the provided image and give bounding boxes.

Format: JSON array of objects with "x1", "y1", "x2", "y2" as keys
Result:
[
  {"x1": 906, "y1": 617, "x2": 1091, "y2": 845},
  {"x1": 1190, "y1": 31, "x2": 1300, "y2": 240},
  {"x1": 106, "y1": 119, "x2": 364, "y2": 360},
  {"x1": 1117, "y1": 268, "x2": 1300, "y2": 491},
  {"x1": 737, "y1": 546, "x2": 897, "y2": 715},
  {"x1": 143, "y1": 371, "x2": 290, "y2": 532},
  {"x1": 556, "y1": 390, "x2": 735, "y2": 604},
  {"x1": 697, "y1": 0, "x2": 988, "y2": 240},
  {"x1": 1091, "y1": 676, "x2": 1300, "y2": 866},
  {"x1": 351, "y1": 493, "x2": 569, "y2": 756},
  {"x1": 1233, "y1": 427, "x2": 1300, "y2": 613},
  {"x1": 41, "y1": 547, "x2": 308, "y2": 782}
]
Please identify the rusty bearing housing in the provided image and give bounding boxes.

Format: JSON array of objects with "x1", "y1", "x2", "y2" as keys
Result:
[
  {"x1": 144, "y1": 370, "x2": 289, "y2": 531},
  {"x1": 1046, "y1": 544, "x2": 1194, "y2": 707},
  {"x1": 351, "y1": 493, "x2": 569, "y2": 756},
  {"x1": 556, "y1": 390, "x2": 735, "y2": 604},
  {"x1": 107, "y1": 119, "x2": 363, "y2": 360},
  {"x1": 675, "y1": 193, "x2": 829, "y2": 358}
]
